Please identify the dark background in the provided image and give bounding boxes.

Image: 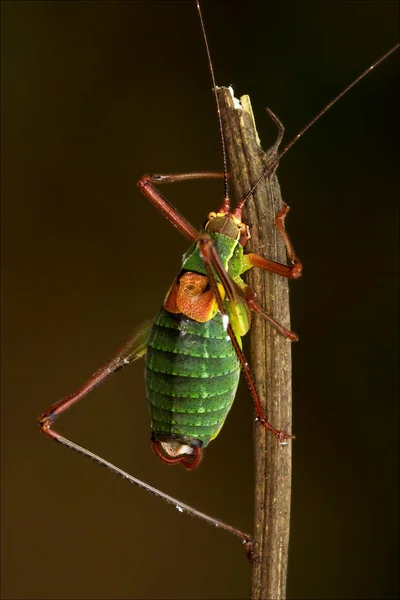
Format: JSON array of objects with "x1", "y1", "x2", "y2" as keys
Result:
[{"x1": 1, "y1": 1, "x2": 398, "y2": 599}]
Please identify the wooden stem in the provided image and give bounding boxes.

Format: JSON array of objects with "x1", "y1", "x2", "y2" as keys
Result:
[{"x1": 217, "y1": 87, "x2": 293, "y2": 600}]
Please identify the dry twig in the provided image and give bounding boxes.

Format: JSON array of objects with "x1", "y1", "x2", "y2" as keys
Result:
[{"x1": 217, "y1": 87, "x2": 294, "y2": 600}]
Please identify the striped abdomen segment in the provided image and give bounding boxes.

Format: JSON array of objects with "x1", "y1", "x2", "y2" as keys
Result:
[{"x1": 145, "y1": 309, "x2": 240, "y2": 448}]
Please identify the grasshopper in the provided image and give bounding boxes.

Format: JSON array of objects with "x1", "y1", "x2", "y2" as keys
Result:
[{"x1": 38, "y1": 0, "x2": 399, "y2": 568}]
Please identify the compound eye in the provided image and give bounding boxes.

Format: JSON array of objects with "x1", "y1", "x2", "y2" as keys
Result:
[{"x1": 203, "y1": 212, "x2": 217, "y2": 230}]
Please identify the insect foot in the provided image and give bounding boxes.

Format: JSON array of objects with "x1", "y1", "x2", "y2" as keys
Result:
[
  {"x1": 278, "y1": 429, "x2": 295, "y2": 444},
  {"x1": 257, "y1": 417, "x2": 295, "y2": 444},
  {"x1": 287, "y1": 330, "x2": 299, "y2": 342},
  {"x1": 289, "y1": 260, "x2": 303, "y2": 279},
  {"x1": 243, "y1": 538, "x2": 255, "y2": 563}
]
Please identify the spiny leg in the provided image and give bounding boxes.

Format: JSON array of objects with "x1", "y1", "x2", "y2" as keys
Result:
[
  {"x1": 137, "y1": 172, "x2": 228, "y2": 242},
  {"x1": 39, "y1": 321, "x2": 153, "y2": 432},
  {"x1": 38, "y1": 320, "x2": 252, "y2": 556},
  {"x1": 198, "y1": 234, "x2": 294, "y2": 443}
]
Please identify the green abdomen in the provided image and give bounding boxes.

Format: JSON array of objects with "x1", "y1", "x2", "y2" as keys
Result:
[{"x1": 145, "y1": 309, "x2": 240, "y2": 448}]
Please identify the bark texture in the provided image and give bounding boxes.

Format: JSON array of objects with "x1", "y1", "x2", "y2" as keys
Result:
[{"x1": 217, "y1": 87, "x2": 293, "y2": 600}]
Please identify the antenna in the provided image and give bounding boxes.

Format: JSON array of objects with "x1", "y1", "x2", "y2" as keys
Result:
[
  {"x1": 235, "y1": 42, "x2": 399, "y2": 212},
  {"x1": 196, "y1": 0, "x2": 230, "y2": 213}
]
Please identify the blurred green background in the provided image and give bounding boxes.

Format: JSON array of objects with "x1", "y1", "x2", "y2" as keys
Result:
[{"x1": 1, "y1": 1, "x2": 398, "y2": 599}]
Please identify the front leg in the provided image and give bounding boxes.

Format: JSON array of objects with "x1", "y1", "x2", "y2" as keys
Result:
[
  {"x1": 137, "y1": 172, "x2": 226, "y2": 241},
  {"x1": 244, "y1": 203, "x2": 303, "y2": 279}
]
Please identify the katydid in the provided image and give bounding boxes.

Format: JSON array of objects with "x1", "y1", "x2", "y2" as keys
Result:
[{"x1": 38, "y1": 0, "x2": 399, "y2": 558}]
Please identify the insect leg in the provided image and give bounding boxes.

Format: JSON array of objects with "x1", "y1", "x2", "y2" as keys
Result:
[
  {"x1": 38, "y1": 319, "x2": 252, "y2": 555},
  {"x1": 137, "y1": 172, "x2": 226, "y2": 241},
  {"x1": 245, "y1": 207, "x2": 302, "y2": 280},
  {"x1": 244, "y1": 194, "x2": 302, "y2": 279},
  {"x1": 243, "y1": 284, "x2": 298, "y2": 342},
  {"x1": 39, "y1": 320, "x2": 153, "y2": 431},
  {"x1": 198, "y1": 234, "x2": 294, "y2": 443}
]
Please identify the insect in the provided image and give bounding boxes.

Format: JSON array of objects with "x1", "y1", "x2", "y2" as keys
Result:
[{"x1": 38, "y1": 0, "x2": 399, "y2": 569}]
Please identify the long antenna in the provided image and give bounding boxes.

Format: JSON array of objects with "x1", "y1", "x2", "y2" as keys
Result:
[
  {"x1": 235, "y1": 42, "x2": 399, "y2": 213},
  {"x1": 196, "y1": 0, "x2": 230, "y2": 211}
]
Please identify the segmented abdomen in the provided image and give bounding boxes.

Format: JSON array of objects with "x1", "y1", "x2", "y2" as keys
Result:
[{"x1": 145, "y1": 309, "x2": 240, "y2": 447}]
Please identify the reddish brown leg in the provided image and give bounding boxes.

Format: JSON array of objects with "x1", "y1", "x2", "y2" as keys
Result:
[
  {"x1": 39, "y1": 171, "x2": 255, "y2": 554},
  {"x1": 246, "y1": 202, "x2": 302, "y2": 279},
  {"x1": 244, "y1": 286, "x2": 298, "y2": 342},
  {"x1": 39, "y1": 320, "x2": 251, "y2": 552},
  {"x1": 39, "y1": 321, "x2": 153, "y2": 432},
  {"x1": 198, "y1": 234, "x2": 294, "y2": 443},
  {"x1": 274, "y1": 202, "x2": 300, "y2": 265},
  {"x1": 137, "y1": 172, "x2": 227, "y2": 242},
  {"x1": 246, "y1": 250, "x2": 302, "y2": 279}
]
